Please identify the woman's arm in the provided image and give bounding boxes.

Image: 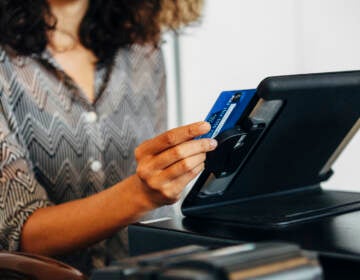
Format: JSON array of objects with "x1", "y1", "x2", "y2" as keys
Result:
[
  {"x1": 21, "y1": 174, "x2": 155, "y2": 256},
  {"x1": 21, "y1": 121, "x2": 217, "y2": 256}
]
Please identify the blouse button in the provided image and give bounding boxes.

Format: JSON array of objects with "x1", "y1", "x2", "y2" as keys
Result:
[
  {"x1": 84, "y1": 111, "x2": 98, "y2": 123},
  {"x1": 90, "y1": 160, "x2": 103, "y2": 172}
]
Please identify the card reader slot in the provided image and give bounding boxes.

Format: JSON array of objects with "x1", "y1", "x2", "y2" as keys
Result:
[{"x1": 205, "y1": 119, "x2": 266, "y2": 179}]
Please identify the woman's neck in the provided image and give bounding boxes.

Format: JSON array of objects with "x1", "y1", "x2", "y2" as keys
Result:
[{"x1": 48, "y1": 0, "x2": 89, "y2": 40}]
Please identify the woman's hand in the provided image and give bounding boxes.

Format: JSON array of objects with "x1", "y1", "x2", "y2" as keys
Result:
[
  {"x1": 21, "y1": 121, "x2": 215, "y2": 256},
  {"x1": 134, "y1": 121, "x2": 217, "y2": 206}
]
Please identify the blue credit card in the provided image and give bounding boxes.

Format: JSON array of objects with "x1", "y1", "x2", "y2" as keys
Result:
[{"x1": 198, "y1": 89, "x2": 256, "y2": 139}]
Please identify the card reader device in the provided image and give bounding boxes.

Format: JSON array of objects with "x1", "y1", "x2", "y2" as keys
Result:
[{"x1": 183, "y1": 70, "x2": 360, "y2": 229}]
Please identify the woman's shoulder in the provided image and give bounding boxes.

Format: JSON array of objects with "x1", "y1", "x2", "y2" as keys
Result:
[
  {"x1": 0, "y1": 45, "x2": 12, "y2": 67},
  {"x1": 0, "y1": 44, "x2": 18, "y2": 63},
  {"x1": 0, "y1": 45, "x2": 40, "y2": 67},
  {"x1": 0, "y1": 45, "x2": 14, "y2": 89},
  {"x1": 114, "y1": 43, "x2": 164, "y2": 72},
  {"x1": 0, "y1": 45, "x2": 27, "y2": 78},
  {"x1": 127, "y1": 43, "x2": 162, "y2": 56},
  {"x1": 0, "y1": 45, "x2": 6, "y2": 61}
]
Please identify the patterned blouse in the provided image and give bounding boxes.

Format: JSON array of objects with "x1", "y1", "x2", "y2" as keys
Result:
[{"x1": 0, "y1": 44, "x2": 173, "y2": 274}]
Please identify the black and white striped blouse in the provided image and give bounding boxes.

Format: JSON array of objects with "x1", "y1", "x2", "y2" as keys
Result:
[{"x1": 0, "y1": 44, "x2": 172, "y2": 273}]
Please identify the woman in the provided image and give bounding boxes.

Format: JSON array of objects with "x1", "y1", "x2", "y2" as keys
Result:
[{"x1": 0, "y1": 0, "x2": 217, "y2": 274}]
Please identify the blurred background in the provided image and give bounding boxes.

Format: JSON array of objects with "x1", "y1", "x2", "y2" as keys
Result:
[{"x1": 163, "y1": 0, "x2": 360, "y2": 191}]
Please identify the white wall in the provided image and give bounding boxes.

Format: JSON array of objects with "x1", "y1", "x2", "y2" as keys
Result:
[{"x1": 165, "y1": 0, "x2": 360, "y2": 190}]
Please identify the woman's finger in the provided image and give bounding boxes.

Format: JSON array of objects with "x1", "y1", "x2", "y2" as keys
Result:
[
  {"x1": 157, "y1": 153, "x2": 207, "y2": 182},
  {"x1": 138, "y1": 153, "x2": 206, "y2": 190},
  {"x1": 160, "y1": 163, "x2": 205, "y2": 200},
  {"x1": 135, "y1": 122, "x2": 211, "y2": 158},
  {"x1": 148, "y1": 138, "x2": 217, "y2": 170}
]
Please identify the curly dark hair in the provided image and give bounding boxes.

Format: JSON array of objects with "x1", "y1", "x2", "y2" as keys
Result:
[{"x1": 0, "y1": 0, "x2": 203, "y2": 63}]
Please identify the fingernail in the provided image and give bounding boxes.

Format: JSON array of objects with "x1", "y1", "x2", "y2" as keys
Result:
[{"x1": 209, "y1": 139, "x2": 218, "y2": 148}]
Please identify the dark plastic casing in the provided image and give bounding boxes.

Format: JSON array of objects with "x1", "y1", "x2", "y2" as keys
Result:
[{"x1": 182, "y1": 70, "x2": 360, "y2": 228}]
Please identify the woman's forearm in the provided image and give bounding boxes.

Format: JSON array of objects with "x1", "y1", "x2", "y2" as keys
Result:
[
  {"x1": 20, "y1": 175, "x2": 155, "y2": 256},
  {"x1": 20, "y1": 122, "x2": 215, "y2": 257}
]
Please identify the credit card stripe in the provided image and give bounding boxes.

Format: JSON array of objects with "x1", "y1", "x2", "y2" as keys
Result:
[
  {"x1": 211, "y1": 102, "x2": 237, "y2": 138},
  {"x1": 207, "y1": 98, "x2": 233, "y2": 136}
]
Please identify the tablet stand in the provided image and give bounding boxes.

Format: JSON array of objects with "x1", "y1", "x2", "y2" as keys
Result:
[{"x1": 182, "y1": 71, "x2": 360, "y2": 229}]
